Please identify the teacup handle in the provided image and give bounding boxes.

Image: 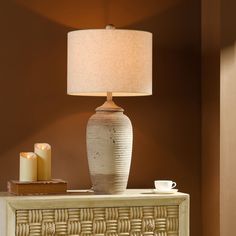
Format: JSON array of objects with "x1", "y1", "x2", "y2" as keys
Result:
[{"x1": 172, "y1": 182, "x2": 177, "y2": 189}]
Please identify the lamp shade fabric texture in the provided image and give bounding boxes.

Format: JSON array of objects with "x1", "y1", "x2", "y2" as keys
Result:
[{"x1": 67, "y1": 29, "x2": 152, "y2": 96}]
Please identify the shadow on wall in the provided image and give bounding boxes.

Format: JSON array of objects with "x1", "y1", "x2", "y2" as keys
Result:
[
  {"x1": 221, "y1": 0, "x2": 236, "y2": 48},
  {"x1": 0, "y1": 1, "x2": 200, "y2": 235},
  {"x1": 16, "y1": 0, "x2": 182, "y2": 29}
]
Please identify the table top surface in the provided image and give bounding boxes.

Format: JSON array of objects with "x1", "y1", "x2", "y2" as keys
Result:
[{"x1": 0, "y1": 189, "x2": 189, "y2": 200}]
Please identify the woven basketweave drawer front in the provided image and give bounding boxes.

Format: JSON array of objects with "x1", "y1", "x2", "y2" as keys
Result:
[{"x1": 16, "y1": 205, "x2": 179, "y2": 236}]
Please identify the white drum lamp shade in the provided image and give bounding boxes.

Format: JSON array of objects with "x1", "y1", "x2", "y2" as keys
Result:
[
  {"x1": 67, "y1": 27, "x2": 152, "y2": 194},
  {"x1": 67, "y1": 29, "x2": 152, "y2": 96}
]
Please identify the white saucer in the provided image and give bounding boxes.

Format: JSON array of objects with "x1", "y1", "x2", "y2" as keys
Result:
[{"x1": 152, "y1": 189, "x2": 178, "y2": 194}]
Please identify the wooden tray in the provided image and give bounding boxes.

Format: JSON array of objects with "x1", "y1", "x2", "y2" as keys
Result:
[{"x1": 7, "y1": 179, "x2": 67, "y2": 195}]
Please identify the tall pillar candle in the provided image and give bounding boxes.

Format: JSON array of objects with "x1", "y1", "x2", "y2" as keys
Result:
[
  {"x1": 34, "y1": 143, "x2": 51, "y2": 180},
  {"x1": 19, "y1": 152, "x2": 37, "y2": 181}
]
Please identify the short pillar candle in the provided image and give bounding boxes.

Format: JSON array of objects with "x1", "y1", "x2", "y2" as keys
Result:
[
  {"x1": 34, "y1": 143, "x2": 51, "y2": 181},
  {"x1": 19, "y1": 152, "x2": 37, "y2": 181}
]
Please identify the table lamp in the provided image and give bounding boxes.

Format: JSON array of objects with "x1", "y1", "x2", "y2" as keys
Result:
[{"x1": 67, "y1": 25, "x2": 152, "y2": 194}]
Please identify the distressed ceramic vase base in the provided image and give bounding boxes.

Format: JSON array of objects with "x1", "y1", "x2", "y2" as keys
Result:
[{"x1": 87, "y1": 99, "x2": 133, "y2": 194}]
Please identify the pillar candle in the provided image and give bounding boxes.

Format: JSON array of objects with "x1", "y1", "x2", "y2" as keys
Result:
[
  {"x1": 19, "y1": 152, "x2": 37, "y2": 181},
  {"x1": 34, "y1": 143, "x2": 51, "y2": 181}
]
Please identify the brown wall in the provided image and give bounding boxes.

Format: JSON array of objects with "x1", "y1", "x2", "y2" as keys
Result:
[
  {"x1": 201, "y1": 0, "x2": 236, "y2": 235},
  {"x1": 201, "y1": 0, "x2": 220, "y2": 235},
  {"x1": 0, "y1": 1, "x2": 201, "y2": 235}
]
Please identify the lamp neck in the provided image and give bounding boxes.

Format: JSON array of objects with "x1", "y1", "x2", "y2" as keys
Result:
[
  {"x1": 107, "y1": 92, "x2": 113, "y2": 101},
  {"x1": 96, "y1": 93, "x2": 123, "y2": 112}
]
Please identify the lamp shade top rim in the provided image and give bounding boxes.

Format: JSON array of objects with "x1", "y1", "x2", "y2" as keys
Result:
[{"x1": 68, "y1": 28, "x2": 152, "y2": 36}]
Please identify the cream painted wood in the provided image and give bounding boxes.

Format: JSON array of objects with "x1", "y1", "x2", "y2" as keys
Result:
[{"x1": 0, "y1": 189, "x2": 189, "y2": 236}]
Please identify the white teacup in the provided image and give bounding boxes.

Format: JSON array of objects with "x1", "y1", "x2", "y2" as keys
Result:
[{"x1": 154, "y1": 180, "x2": 177, "y2": 191}]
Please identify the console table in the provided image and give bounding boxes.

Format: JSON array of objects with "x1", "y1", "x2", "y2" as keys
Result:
[{"x1": 0, "y1": 189, "x2": 189, "y2": 236}]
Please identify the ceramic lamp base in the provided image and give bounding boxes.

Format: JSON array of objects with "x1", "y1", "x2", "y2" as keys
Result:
[{"x1": 86, "y1": 99, "x2": 133, "y2": 194}]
